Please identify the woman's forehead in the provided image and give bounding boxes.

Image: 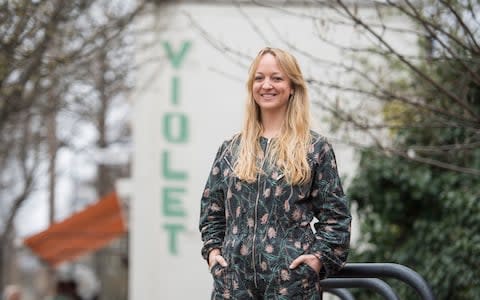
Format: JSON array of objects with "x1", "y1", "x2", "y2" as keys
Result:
[{"x1": 255, "y1": 54, "x2": 284, "y2": 72}]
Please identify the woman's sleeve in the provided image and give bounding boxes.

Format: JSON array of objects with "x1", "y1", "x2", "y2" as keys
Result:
[
  {"x1": 309, "y1": 140, "x2": 352, "y2": 277},
  {"x1": 199, "y1": 141, "x2": 227, "y2": 261}
]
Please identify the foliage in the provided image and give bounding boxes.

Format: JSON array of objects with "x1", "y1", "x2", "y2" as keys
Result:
[
  {"x1": 349, "y1": 148, "x2": 480, "y2": 299},
  {"x1": 347, "y1": 1, "x2": 480, "y2": 298}
]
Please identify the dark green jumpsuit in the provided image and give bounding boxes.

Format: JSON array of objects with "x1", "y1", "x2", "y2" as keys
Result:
[{"x1": 199, "y1": 132, "x2": 351, "y2": 299}]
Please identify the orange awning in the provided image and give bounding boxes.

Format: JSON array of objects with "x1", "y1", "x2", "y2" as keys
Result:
[{"x1": 24, "y1": 191, "x2": 127, "y2": 266}]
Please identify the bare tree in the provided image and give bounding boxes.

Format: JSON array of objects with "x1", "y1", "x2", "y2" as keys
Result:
[
  {"x1": 70, "y1": 27, "x2": 135, "y2": 300},
  {"x1": 0, "y1": 0, "x2": 145, "y2": 291},
  {"x1": 318, "y1": 0, "x2": 480, "y2": 175}
]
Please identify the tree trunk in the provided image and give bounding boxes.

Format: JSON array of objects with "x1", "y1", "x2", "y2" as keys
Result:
[
  {"x1": 46, "y1": 102, "x2": 57, "y2": 296},
  {"x1": 0, "y1": 238, "x2": 4, "y2": 290}
]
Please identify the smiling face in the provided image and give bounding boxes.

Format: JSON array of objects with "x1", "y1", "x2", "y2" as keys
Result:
[{"x1": 252, "y1": 53, "x2": 293, "y2": 115}]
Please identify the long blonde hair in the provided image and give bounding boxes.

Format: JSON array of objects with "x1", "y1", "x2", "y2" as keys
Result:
[{"x1": 233, "y1": 47, "x2": 312, "y2": 185}]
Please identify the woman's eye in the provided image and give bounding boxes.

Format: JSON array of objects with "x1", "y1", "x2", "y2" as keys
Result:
[
  {"x1": 273, "y1": 77, "x2": 283, "y2": 81},
  {"x1": 255, "y1": 76, "x2": 263, "y2": 81}
]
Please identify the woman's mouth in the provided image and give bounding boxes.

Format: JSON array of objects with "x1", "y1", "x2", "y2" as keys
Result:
[{"x1": 261, "y1": 93, "x2": 277, "y2": 99}]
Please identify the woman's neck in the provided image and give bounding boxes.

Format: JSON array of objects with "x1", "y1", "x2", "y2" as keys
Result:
[{"x1": 261, "y1": 110, "x2": 285, "y2": 139}]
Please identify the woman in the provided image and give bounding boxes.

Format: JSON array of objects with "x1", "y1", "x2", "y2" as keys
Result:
[{"x1": 199, "y1": 47, "x2": 351, "y2": 299}]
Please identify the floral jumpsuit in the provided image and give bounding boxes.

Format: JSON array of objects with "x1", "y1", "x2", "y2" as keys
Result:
[{"x1": 199, "y1": 131, "x2": 351, "y2": 299}]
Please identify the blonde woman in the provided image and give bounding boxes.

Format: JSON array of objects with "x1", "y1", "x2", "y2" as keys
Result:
[{"x1": 199, "y1": 47, "x2": 351, "y2": 299}]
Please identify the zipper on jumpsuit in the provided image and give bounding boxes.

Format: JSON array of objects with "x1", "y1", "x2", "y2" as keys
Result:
[{"x1": 252, "y1": 138, "x2": 270, "y2": 288}]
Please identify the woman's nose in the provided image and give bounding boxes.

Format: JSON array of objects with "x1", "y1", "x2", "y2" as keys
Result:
[{"x1": 262, "y1": 80, "x2": 273, "y2": 89}]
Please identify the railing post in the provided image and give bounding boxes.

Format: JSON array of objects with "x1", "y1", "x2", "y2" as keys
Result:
[
  {"x1": 321, "y1": 278, "x2": 399, "y2": 300},
  {"x1": 331, "y1": 263, "x2": 435, "y2": 300}
]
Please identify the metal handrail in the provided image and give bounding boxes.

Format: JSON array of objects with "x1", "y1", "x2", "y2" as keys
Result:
[
  {"x1": 321, "y1": 278, "x2": 399, "y2": 300},
  {"x1": 326, "y1": 263, "x2": 436, "y2": 300},
  {"x1": 324, "y1": 288, "x2": 355, "y2": 300}
]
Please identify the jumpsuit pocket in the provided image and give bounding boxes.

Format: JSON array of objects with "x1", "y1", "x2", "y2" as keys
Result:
[
  {"x1": 210, "y1": 264, "x2": 228, "y2": 299},
  {"x1": 210, "y1": 264, "x2": 248, "y2": 300},
  {"x1": 300, "y1": 263, "x2": 320, "y2": 280},
  {"x1": 210, "y1": 263, "x2": 225, "y2": 277},
  {"x1": 277, "y1": 265, "x2": 320, "y2": 300}
]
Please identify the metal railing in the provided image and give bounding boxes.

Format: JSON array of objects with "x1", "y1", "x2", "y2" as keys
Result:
[{"x1": 320, "y1": 263, "x2": 436, "y2": 300}]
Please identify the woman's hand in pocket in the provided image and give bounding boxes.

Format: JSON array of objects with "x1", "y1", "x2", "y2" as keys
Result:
[
  {"x1": 208, "y1": 248, "x2": 228, "y2": 270},
  {"x1": 289, "y1": 254, "x2": 322, "y2": 273}
]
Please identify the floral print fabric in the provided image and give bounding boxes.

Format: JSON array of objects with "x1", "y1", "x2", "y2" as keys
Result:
[{"x1": 199, "y1": 131, "x2": 351, "y2": 298}]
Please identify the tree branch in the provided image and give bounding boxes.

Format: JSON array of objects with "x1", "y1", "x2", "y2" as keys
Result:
[{"x1": 336, "y1": 0, "x2": 480, "y2": 121}]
